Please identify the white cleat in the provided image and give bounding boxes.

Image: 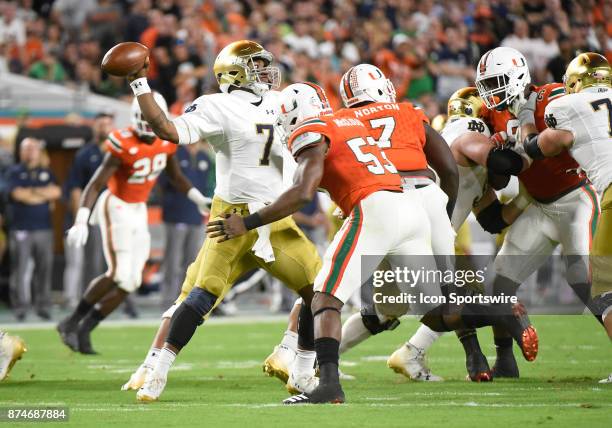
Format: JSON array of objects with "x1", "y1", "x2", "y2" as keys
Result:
[
  {"x1": 136, "y1": 371, "x2": 167, "y2": 402},
  {"x1": 121, "y1": 364, "x2": 151, "y2": 391},
  {"x1": 338, "y1": 367, "x2": 355, "y2": 381},
  {"x1": 0, "y1": 334, "x2": 27, "y2": 381},
  {"x1": 599, "y1": 373, "x2": 612, "y2": 384},
  {"x1": 286, "y1": 371, "x2": 319, "y2": 395},
  {"x1": 263, "y1": 345, "x2": 295, "y2": 384},
  {"x1": 387, "y1": 343, "x2": 443, "y2": 381}
]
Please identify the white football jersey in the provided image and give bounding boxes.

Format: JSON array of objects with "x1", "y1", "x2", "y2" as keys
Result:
[
  {"x1": 172, "y1": 90, "x2": 284, "y2": 204},
  {"x1": 441, "y1": 116, "x2": 491, "y2": 230},
  {"x1": 545, "y1": 87, "x2": 612, "y2": 193}
]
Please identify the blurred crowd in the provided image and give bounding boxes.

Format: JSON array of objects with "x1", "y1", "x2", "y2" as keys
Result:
[{"x1": 1, "y1": 0, "x2": 611, "y2": 116}]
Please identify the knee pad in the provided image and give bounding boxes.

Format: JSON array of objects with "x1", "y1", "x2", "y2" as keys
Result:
[
  {"x1": 360, "y1": 311, "x2": 400, "y2": 335},
  {"x1": 184, "y1": 287, "x2": 218, "y2": 319},
  {"x1": 113, "y1": 261, "x2": 138, "y2": 293},
  {"x1": 476, "y1": 200, "x2": 508, "y2": 234}
]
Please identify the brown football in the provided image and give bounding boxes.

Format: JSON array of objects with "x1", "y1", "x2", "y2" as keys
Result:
[{"x1": 101, "y1": 42, "x2": 149, "y2": 77}]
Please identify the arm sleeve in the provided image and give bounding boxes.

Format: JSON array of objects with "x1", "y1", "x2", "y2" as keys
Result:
[{"x1": 172, "y1": 98, "x2": 224, "y2": 145}]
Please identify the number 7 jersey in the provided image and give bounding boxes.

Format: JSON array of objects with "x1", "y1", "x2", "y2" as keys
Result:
[
  {"x1": 287, "y1": 114, "x2": 402, "y2": 215},
  {"x1": 545, "y1": 87, "x2": 612, "y2": 193},
  {"x1": 105, "y1": 127, "x2": 177, "y2": 203}
]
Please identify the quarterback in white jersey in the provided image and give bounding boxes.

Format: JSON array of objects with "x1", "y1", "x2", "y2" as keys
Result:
[
  {"x1": 120, "y1": 40, "x2": 322, "y2": 402},
  {"x1": 522, "y1": 53, "x2": 612, "y2": 382}
]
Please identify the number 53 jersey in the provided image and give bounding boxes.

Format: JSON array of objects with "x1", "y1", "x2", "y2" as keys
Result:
[
  {"x1": 544, "y1": 87, "x2": 612, "y2": 193},
  {"x1": 288, "y1": 114, "x2": 402, "y2": 216},
  {"x1": 105, "y1": 128, "x2": 177, "y2": 203}
]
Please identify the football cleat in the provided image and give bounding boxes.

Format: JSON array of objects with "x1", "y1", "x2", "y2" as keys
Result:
[
  {"x1": 77, "y1": 327, "x2": 98, "y2": 355},
  {"x1": 283, "y1": 383, "x2": 345, "y2": 405},
  {"x1": 387, "y1": 343, "x2": 443, "y2": 381},
  {"x1": 263, "y1": 345, "x2": 295, "y2": 384},
  {"x1": 465, "y1": 350, "x2": 493, "y2": 382},
  {"x1": 57, "y1": 319, "x2": 79, "y2": 352},
  {"x1": 598, "y1": 374, "x2": 612, "y2": 384},
  {"x1": 286, "y1": 371, "x2": 319, "y2": 395},
  {"x1": 492, "y1": 354, "x2": 520, "y2": 378},
  {"x1": 122, "y1": 364, "x2": 151, "y2": 391},
  {"x1": 137, "y1": 371, "x2": 167, "y2": 402},
  {"x1": 501, "y1": 304, "x2": 538, "y2": 361},
  {"x1": 0, "y1": 334, "x2": 27, "y2": 381},
  {"x1": 338, "y1": 368, "x2": 355, "y2": 381}
]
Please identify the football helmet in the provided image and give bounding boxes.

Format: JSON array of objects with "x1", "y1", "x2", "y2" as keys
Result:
[
  {"x1": 276, "y1": 82, "x2": 333, "y2": 143},
  {"x1": 339, "y1": 64, "x2": 396, "y2": 107},
  {"x1": 475, "y1": 47, "x2": 530, "y2": 110},
  {"x1": 213, "y1": 40, "x2": 280, "y2": 96},
  {"x1": 447, "y1": 87, "x2": 484, "y2": 119},
  {"x1": 563, "y1": 52, "x2": 611, "y2": 94},
  {"x1": 131, "y1": 92, "x2": 168, "y2": 139}
]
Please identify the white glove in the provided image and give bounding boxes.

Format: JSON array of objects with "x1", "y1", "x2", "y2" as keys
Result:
[
  {"x1": 332, "y1": 206, "x2": 346, "y2": 220},
  {"x1": 66, "y1": 207, "x2": 90, "y2": 247},
  {"x1": 187, "y1": 188, "x2": 212, "y2": 216},
  {"x1": 509, "y1": 91, "x2": 537, "y2": 126}
]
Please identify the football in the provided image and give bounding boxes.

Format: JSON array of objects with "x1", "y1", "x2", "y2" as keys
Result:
[{"x1": 101, "y1": 42, "x2": 149, "y2": 77}]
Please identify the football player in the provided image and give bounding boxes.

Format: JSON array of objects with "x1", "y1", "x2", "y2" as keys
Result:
[
  {"x1": 57, "y1": 93, "x2": 211, "y2": 355},
  {"x1": 123, "y1": 40, "x2": 322, "y2": 402},
  {"x1": 476, "y1": 47, "x2": 601, "y2": 375},
  {"x1": 209, "y1": 82, "x2": 537, "y2": 404},
  {"x1": 0, "y1": 331, "x2": 26, "y2": 381},
  {"x1": 519, "y1": 52, "x2": 612, "y2": 382},
  {"x1": 334, "y1": 63, "x2": 457, "y2": 383}
]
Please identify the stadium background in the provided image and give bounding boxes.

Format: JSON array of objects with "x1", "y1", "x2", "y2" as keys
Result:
[{"x1": 0, "y1": 0, "x2": 610, "y2": 320}]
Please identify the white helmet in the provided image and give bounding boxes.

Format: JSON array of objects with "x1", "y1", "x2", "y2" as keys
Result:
[
  {"x1": 339, "y1": 64, "x2": 396, "y2": 107},
  {"x1": 475, "y1": 47, "x2": 531, "y2": 110},
  {"x1": 276, "y1": 82, "x2": 332, "y2": 144},
  {"x1": 131, "y1": 92, "x2": 168, "y2": 139}
]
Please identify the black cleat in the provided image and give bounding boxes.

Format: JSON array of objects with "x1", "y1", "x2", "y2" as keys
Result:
[
  {"x1": 492, "y1": 354, "x2": 520, "y2": 378},
  {"x1": 283, "y1": 383, "x2": 345, "y2": 405},
  {"x1": 466, "y1": 350, "x2": 492, "y2": 382},
  {"x1": 57, "y1": 319, "x2": 79, "y2": 352},
  {"x1": 77, "y1": 326, "x2": 98, "y2": 355}
]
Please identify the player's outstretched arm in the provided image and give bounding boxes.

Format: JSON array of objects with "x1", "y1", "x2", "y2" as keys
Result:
[
  {"x1": 423, "y1": 123, "x2": 459, "y2": 218},
  {"x1": 164, "y1": 155, "x2": 211, "y2": 214},
  {"x1": 127, "y1": 62, "x2": 180, "y2": 143},
  {"x1": 207, "y1": 142, "x2": 327, "y2": 241},
  {"x1": 523, "y1": 128, "x2": 573, "y2": 159}
]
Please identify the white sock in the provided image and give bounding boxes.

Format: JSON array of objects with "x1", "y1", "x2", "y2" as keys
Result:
[
  {"x1": 143, "y1": 347, "x2": 160, "y2": 369},
  {"x1": 339, "y1": 312, "x2": 372, "y2": 354},
  {"x1": 292, "y1": 349, "x2": 316, "y2": 376},
  {"x1": 155, "y1": 348, "x2": 176, "y2": 376},
  {"x1": 280, "y1": 330, "x2": 298, "y2": 353},
  {"x1": 408, "y1": 325, "x2": 444, "y2": 351}
]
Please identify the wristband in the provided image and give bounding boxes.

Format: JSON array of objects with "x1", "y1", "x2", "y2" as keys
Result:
[
  {"x1": 130, "y1": 77, "x2": 151, "y2": 96},
  {"x1": 75, "y1": 207, "x2": 91, "y2": 225},
  {"x1": 187, "y1": 188, "x2": 212, "y2": 207},
  {"x1": 243, "y1": 212, "x2": 263, "y2": 230}
]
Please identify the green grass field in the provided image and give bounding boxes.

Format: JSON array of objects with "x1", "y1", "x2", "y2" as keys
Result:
[{"x1": 1, "y1": 315, "x2": 611, "y2": 427}]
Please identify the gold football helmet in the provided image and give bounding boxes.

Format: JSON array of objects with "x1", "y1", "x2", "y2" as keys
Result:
[
  {"x1": 213, "y1": 40, "x2": 280, "y2": 95},
  {"x1": 563, "y1": 52, "x2": 611, "y2": 94},
  {"x1": 448, "y1": 87, "x2": 484, "y2": 119},
  {"x1": 430, "y1": 114, "x2": 447, "y2": 132}
]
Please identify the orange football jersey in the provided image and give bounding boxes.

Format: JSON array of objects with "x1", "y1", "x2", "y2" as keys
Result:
[
  {"x1": 105, "y1": 127, "x2": 177, "y2": 203},
  {"x1": 288, "y1": 115, "x2": 402, "y2": 215},
  {"x1": 336, "y1": 102, "x2": 429, "y2": 171},
  {"x1": 483, "y1": 83, "x2": 584, "y2": 202}
]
